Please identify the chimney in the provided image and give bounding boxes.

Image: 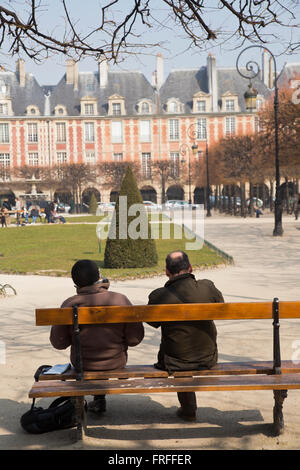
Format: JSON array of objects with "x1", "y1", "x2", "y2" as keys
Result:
[
  {"x1": 262, "y1": 50, "x2": 270, "y2": 88},
  {"x1": 207, "y1": 53, "x2": 218, "y2": 112},
  {"x1": 16, "y1": 59, "x2": 25, "y2": 87},
  {"x1": 66, "y1": 59, "x2": 78, "y2": 90},
  {"x1": 98, "y1": 57, "x2": 108, "y2": 88},
  {"x1": 156, "y1": 53, "x2": 164, "y2": 89}
]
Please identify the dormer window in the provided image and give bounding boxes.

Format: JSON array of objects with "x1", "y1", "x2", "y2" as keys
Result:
[
  {"x1": 80, "y1": 96, "x2": 97, "y2": 116},
  {"x1": 137, "y1": 99, "x2": 152, "y2": 115},
  {"x1": 0, "y1": 103, "x2": 8, "y2": 115},
  {"x1": 0, "y1": 81, "x2": 8, "y2": 96},
  {"x1": 192, "y1": 91, "x2": 211, "y2": 113},
  {"x1": 221, "y1": 92, "x2": 239, "y2": 112},
  {"x1": 26, "y1": 105, "x2": 40, "y2": 116},
  {"x1": 54, "y1": 105, "x2": 67, "y2": 116},
  {"x1": 112, "y1": 102, "x2": 121, "y2": 116},
  {"x1": 169, "y1": 100, "x2": 179, "y2": 113},
  {"x1": 108, "y1": 94, "x2": 126, "y2": 116},
  {"x1": 225, "y1": 99, "x2": 235, "y2": 111}
]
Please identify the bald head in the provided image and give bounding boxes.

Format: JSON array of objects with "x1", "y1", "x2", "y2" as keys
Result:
[{"x1": 165, "y1": 251, "x2": 192, "y2": 278}]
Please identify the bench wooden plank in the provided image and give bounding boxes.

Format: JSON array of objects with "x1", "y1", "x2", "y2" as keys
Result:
[
  {"x1": 29, "y1": 373, "x2": 300, "y2": 398},
  {"x1": 38, "y1": 361, "x2": 300, "y2": 381},
  {"x1": 35, "y1": 301, "x2": 300, "y2": 326}
]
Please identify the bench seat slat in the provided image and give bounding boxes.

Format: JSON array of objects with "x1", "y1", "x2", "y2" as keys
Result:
[
  {"x1": 38, "y1": 361, "x2": 300, "y2": 381},
  {"x1": 29, "y1": 373, "x2": 300, "y2": 398}
]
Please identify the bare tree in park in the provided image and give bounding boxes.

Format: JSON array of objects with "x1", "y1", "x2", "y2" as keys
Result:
[{"x1": 0, "y1": 1, "x2": 299, "y2": 64}]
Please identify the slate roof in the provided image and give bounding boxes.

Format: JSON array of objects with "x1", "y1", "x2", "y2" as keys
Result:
[
  {"x1": 0, "y1": 61, "x2": 288, "y2": 118},
  {"x1": 49, "y1": 71, "x2": 156, "y2": 116},
  {"x1": 159, "y1": 66, "x2": 270, "y2": 113},
  {"x1": 0, "y1": 72, "x2": 46, "y2": 116}
]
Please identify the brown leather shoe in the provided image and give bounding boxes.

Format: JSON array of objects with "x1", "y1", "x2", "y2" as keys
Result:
[{"x1": 176, "y1": 407, "x2": 196, "y2": 422}]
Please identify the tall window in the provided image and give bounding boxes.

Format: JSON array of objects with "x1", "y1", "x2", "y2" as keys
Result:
[
  {"x1": 142, "y1": 153, "x2": 152, "y2": 179},
  {"x1": 0, "y1": 153, "x2": 10, "y2": 180},
  {"x1": 225, "y1": 117, "x2": 236, "y2": 135},
  {"x1": 28, "y1": 123, "x2": 38, "y2": 142},
  {"x1": 28, "y1": 153, "x2": 39, "y2": 166},
  {"x1": 170, "y1": 152, "x2": 180, "y2": 178},
  {"x1": 57, "y1": 152, "x2": 67, "y2": 164},
  {"x1": 225, "y1": 99, "x2": 235, "y2": 111},
  {"x1": 140, "y1": 120, "x2": 151, "y2": 142},
  {"x1": 112, "y1": 103, "x2": 121, "y2": 116},
  {"x1": 56, "y1": 122, "x2": 66, "y2": 142},
  {"x1": 84, "y1": 122, "x2": 95, "y2": 142},
  {"x1": 111, "y1": 121, "x2": 123, "y2": 143},
  {"x1": 0, "y1": 123, "x2": 9, "y2": 143},
  {"x1": 197, "y1": 118, "x2": 207, "y2": 139},
  {"x1": 113, "y1": 153, "x2": 123, "y2": 161},
  {"x1": 169, "y1": 119, "x2": 179, "y2": 140}
]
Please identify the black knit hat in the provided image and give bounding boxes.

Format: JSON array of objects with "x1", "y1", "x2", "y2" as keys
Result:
[{"x1": 71, "y1": 259, "x2": 100, "y2": 287}]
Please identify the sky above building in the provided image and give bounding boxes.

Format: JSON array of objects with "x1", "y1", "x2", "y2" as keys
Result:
[{"x1": 1, "y1": 0, "x2": 300, "y2": 85}]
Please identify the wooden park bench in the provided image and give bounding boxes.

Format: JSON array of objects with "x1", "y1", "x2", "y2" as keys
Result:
[{"x1": 29, "y1": 298, "x2": 300, "y2": 440}]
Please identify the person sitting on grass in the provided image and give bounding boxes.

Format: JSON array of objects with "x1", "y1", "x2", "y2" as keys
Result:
[{"x1": 50, "y1": 259, "x2": 144, "y2": 414}]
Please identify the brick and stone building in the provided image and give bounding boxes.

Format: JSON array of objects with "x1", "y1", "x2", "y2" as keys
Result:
[{"x1": 0, "y1": 51, "x2": 295, "y2": 208}]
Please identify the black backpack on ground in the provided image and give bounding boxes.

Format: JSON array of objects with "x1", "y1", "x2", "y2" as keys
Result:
[{"x1": 20, "y1": 365, "x2": 79, "y2": 434}]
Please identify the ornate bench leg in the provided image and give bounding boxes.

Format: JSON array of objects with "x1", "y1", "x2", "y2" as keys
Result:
[
  {"x1": 273, "y1": 389, "x2": 288, "y2": 436},
  {"x1": 72, "y1": 396, "x2": 87, "y2": 441}
]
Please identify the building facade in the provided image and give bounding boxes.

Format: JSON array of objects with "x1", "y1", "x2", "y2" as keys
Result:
[{"x1": 0, "y1": 52, "x2": 281, "y2": 206}]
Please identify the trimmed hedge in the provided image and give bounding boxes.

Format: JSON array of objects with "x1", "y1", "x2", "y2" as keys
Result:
[{"x1": 104, "y1": 166, "x2": 158, "y2": 268}]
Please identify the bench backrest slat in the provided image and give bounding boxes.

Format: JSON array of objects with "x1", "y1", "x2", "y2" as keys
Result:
[{"x1": 35, "y1": 301, "x2": 300, "y2": 326}]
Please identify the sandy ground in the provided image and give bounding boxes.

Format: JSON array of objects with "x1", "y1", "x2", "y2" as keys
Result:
[{"x1": 1, "y1": 212, "x2": 300, "y2": 451}]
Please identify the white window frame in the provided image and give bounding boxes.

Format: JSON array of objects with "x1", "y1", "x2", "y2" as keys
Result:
[
  {"x1": 197, "y1": 118, "x2": 207, "y2": 140},
  {"x1": 170, "y1": 152, "x2": 180, "y2": 178},
  {"x1": 84, "y1": 122, "x2": 95, "y2": 142},
  {"x1": 0, "y1": 103, "x2": 8, "y2": 115},
  {"x1": 85, "y1": 151, "x2": 96, "y2": 164},
  {"x1": 56, "y1": 152, "x2": 67, "y2": 164},
  {"x1": 113, "y1": 153, "x2": 123, "y2": 162},
  {"x1": 28, "y1": 123, "x2": 38, "y2": 143},
  {"x1": 225, "y1": 99, "x2": 235, "y2": 111},
  {"x1": 225, "y1": 117, "x2": 236, "y2": 136},
  {"x1": 56, "y1": 122, "x2": 66, "y2": 142},
  {"x1": 84, "y1": 103, "x2": 95, "y2": 115},
  {"x1": 28, "y1": 152, "x2": 39, "y2": 166},
  {"x1": 0, "y1": 123, "x2": 9, "y2": 143},
  {"x1": 169, "y1": 119, "x2": 179, "y2": 140},
  {"x1": 0, "y1": 153, "x2": 10, "y2": 181},
  {"x1": 142, "y1": 153, "x2": 152, "y2": 179},
  {"x1": 140, "y1": 120, "x2": 151, "y2": 142},
  {"x1": 111, "y1": 121, "x2": 123, "y2": 143}
]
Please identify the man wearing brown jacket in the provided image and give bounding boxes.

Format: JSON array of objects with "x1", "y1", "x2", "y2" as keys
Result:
[
  {"x1": 50, "y1": 259, "x2": 144, "y2": 413},
  {"x1": 148, "y1": 250, "x2": 224, "y2": 422}
]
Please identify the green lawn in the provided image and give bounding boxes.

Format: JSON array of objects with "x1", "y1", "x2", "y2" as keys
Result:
[{"x1": 0, "y1": 222, "x2": 227, "y2": 279}]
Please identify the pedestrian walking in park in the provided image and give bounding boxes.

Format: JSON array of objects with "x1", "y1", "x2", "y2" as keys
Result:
[{"x1": 147, "y1": 250, "x2": 224, "y2": 421}]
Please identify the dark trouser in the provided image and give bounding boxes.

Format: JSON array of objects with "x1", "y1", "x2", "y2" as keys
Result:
[{"x1": 177, "y1": 392, "x2": 197, "y2": 414}]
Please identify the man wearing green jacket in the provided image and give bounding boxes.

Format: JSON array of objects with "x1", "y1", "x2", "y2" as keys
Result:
[{"x1": 148, "y1": 250, "x2": 224, "y2": 421}]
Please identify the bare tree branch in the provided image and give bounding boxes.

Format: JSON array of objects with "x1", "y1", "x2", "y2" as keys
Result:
[{"x1": 0, "y1": 1, "x2": 298, "y2": 63}]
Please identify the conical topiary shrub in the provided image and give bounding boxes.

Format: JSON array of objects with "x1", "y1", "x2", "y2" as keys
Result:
[
  {"x1": 104, "y1": 166, "x2": 158, "y2": 268},
  {"x1": 89, "y1": 192, "x2": 98, "y2": 215}
]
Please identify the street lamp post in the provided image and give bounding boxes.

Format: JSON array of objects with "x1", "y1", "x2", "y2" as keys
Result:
[
  {"x1": 205, "y1": 140, "x2": 211, "y2": 217},
  {"x1": 236, "y1": 45, "x2": 283, "y2": 236},
  {"x1": 179, "y1": 123, "x2": 198, "y2": 205}
]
